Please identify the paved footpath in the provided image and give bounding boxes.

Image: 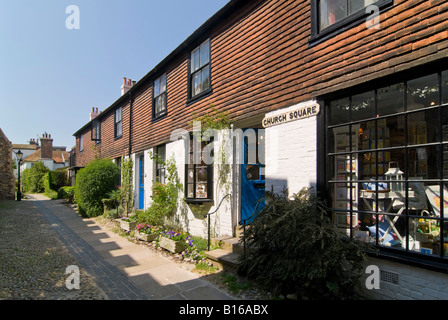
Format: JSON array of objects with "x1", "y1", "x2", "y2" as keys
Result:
[{"x1": 27, "y1": 194, "x2": 235, "y2": 300}]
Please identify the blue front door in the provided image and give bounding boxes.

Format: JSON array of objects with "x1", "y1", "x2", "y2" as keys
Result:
[
  {"x1": 139, "y1": 155, "x2": 144, "y2": 209},
  {"x1": 241, "y1": 129, "x2": 265, "y2": 224}
]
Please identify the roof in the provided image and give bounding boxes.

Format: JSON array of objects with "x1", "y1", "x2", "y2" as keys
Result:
[
  {"x1": 23, "y1": 149, "x2": 69, "y2": 164},
  {"x1": 73, "y1": 0, "x2": 249, "y2": 137},
  {"x1": 12, "y1": 144, "x2": 38, "y2": 150}
]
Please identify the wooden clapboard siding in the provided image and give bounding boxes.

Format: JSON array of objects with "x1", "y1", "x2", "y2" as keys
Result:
[{"x1": 73, "y1": 0, "x2": 448, "y2": 166}]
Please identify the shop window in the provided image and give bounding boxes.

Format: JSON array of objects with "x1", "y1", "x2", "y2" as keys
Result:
[
  {"x1": 115, "y1": 107, "x2": 122, "y2": 138},
  {"x1": 327, "y1": 69, "x2": 448, "y2": 260},
  {"x1": 153, "y1": 74, "x2": 167, "y2": 119},
  {"x1": 189, "y1": 39, "x2": 211, "y2": 100},
  {"x1": 185, "y1": 135, "x2": 213, "y2": 201}
]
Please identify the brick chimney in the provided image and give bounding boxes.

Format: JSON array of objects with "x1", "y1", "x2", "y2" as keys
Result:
[
  {"x1": 40, "y1": 132, "x2": 53, "y2": 159},
  {"x1": 90, "y1": 107, "x2": 99, "y2": 121},
  {"x1": 121, "y1": 77, "x2": 135, "y2": 96}
]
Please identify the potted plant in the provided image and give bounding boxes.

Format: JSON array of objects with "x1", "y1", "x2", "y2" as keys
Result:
[
  {"x1": 159, "y1": 230, "x2": 187, "y2": 253},
  {"x1": 135, "y1": 224, "x2": 159, "y2": 242},
  {"x1": 120, "y1": 217, "x2": 137, "y2": 232}
]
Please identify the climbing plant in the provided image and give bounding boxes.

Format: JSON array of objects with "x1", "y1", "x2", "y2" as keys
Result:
[
  {"x1": 120, "y1": 156, "x2": 134, "y2": 216},
  {"x1": 190, "y1": 104, "x2": 232, "y2": 193},
  {"x1": 137, "y1": 153, "x2": 182, "y2": 226}
]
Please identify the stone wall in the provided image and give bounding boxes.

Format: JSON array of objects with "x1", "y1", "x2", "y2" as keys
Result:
[{"x1": 0, "y1": 129, "x2": 15, "y2": 200}]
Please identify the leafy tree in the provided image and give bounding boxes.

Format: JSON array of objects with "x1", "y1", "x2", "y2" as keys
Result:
[{"x1": 21, "y1": 161, "x2": 49, "y2": 193}]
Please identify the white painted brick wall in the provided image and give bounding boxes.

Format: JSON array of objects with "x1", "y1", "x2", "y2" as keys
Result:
[
  {"x1": 137, "y1": 134, "x2": 233, "y2": 239},
  {"x1": 360, "y1": 257, "x2": 448, "y2": 300},
  {"x1": 265, "y1": 101, "x2": 318, "y2": 197}
]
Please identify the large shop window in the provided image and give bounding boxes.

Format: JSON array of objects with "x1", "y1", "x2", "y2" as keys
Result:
[
  {"x1": 327, "y1": 69, "x2": 448, "y2": 261},
  {"x1": 185, "y1": 136, "x2": 213, "y2": 202}
]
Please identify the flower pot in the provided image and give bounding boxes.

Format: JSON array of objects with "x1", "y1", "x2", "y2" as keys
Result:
[
  {"x1": 120, "y1": 220, "x2": 137, "y2": 232},
  {"x1": 159, "y1": 236, "x2": 185, "y2": 253},
  {"x1": 135, "y1": 231, "x2": 157, "y2": 242}
]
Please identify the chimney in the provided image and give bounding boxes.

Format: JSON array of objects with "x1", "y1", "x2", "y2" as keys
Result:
[
  {"x1": 121, "y1": 77, "x2": 136, "y2": 96},
  {"x1": 90, "y1": 107, "x2": 100, "y2": 121},
  {"x1": 40, "y1": 132, "x2": 53, "y2": 159}
]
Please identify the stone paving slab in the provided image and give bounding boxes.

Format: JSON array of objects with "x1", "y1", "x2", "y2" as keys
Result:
[{"x1": 27, "y1": 194, "x2": 236, "y2": 301}]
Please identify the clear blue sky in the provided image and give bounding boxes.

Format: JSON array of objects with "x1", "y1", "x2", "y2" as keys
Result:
[{"x1": 0, "y1": 0, "x2": 229, "y2": 149}]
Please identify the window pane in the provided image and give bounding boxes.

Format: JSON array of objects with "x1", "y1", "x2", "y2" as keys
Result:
[
  {"x1": 385, "y1": 115, "x2": 405, "y2": 148},
  {"x1": 154, "y1": 78, "x2": 160, "y2": 97},
  {"x1": 200, "y1": 41, "x2": 210, "y2": 67},
  {"x1": 187, "y1": 184, "x2": 194, "y2": 198},
  {"x1": 161, "y1": 74, "x2": 167, "y2": 93},
  {"x1": 407, "y1": 74, "x2": 439, "y2": 111},
  {"x1": 408, "y1": 109, "x2": 439, "y2": 144},
  {"x1": 196, "y1": 183, "x2": 207, "y2": 198},
  {"x1": 192, "y1": 72, "x2": 201, "y2": 96},
  {"x1": 348, "y1": 0, "x2": 365, "y2": 14},
  {"x1": 351, "y1": 91, "x2": 375, "y2": 122},
  {"x1": 319, "y1": 0, "x2": 348, "y2": 30},
  {"x1": 191, "y1": 48, "x2": 200, "y2": 73},
  {"x1": 201, "y1": 65, "x2": 210, "y2": 92},
  {"x1": 443, "y1": 70, "x2": 448, "y2": 104},
  {"x1": 377, "y1": 83, "x2": 405, "y2": 116},
  {"x1": 329, "y1": 97, "x2": 350, "y2": 126},
  {"x1": 196, "y1": 166, "x2": 208, "y2": 183},
  {"x1": 359, "y1": 120, "x2": 376, "y2": 151},
  {"x1": 116, "y1": 122, "x2": 122, "y2": 137}
]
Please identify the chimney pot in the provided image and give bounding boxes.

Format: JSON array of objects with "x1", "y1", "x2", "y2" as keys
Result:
[
  {"x1": 123, "y1": 77, "x2": 127, "y2": 85},
  {"x1": 132, "y1": 80, "x2": 136, "y2": 86}
]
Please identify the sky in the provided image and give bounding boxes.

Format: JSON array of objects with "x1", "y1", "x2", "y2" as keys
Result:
[{"x1": 0, "y1": 0, "x2": 229, "y2": 149}]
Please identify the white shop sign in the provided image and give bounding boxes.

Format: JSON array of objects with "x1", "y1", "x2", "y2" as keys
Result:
[{"x1": 262, "y1": 103, "x2": 320, "y2": 128}]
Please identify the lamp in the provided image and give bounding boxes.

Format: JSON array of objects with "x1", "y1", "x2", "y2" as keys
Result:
[
  {"x1": 385, "y1": 162, "x2": 404, "y2": 193},
  {"x1": 16, "y1": 150, "x2": 23, "y2": 201}
]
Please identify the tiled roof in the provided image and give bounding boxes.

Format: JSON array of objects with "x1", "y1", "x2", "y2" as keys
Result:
[
  {"x1": 12, "y1": 144, "x2": 38, "y2": 150},
  {"x1": 23, "y1": 149, "x2": 69, "y2": 164}
]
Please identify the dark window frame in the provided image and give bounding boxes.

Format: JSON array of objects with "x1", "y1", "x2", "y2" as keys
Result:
[
  {"x1": 309, "y1": 0, "x2": 393, "y2": 45},
  {"x1": 322, "y1": 65, "x2": 448, "y2": 269},
  {"x1": 115, "y1": 107, "x2": 123, "y2": 139},
  {"x1": 155, "y1": 144, "x2": 166, "y2": 185},
  {"x1": 153, "y1": 74, "x2": 167, "y2": 119},
  {"x1": 185, "y1": 134, "x2": 214, "y2": 203},
  {"x1": 187, "y1": 39, "x2": 212, "y2": 103}
]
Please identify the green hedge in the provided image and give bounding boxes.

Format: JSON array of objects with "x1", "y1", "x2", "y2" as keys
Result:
[
  {"x1": 58, "y1": 186, "x2": 75, "y2": 203},
  {"x1": 21, "y1": 161, "x2": 49, "y2": 193},
  {"x1": 75, "y1": 159, "x2": 120, "y2": 217}
]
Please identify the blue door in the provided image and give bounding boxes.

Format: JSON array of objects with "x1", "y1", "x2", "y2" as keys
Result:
[
  {"x1": 241, "y1": 129, "x2": 265, "y2": 224},
  {"x1": 139, "y1": 155, "x2": 145, "y2": 210}
]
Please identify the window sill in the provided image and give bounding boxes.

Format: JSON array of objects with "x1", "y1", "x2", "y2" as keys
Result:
[
  {"x1": 114, "y1": 135, "x2": 122, "y2": 141},
  {"x1": 187, "y1": 87, "x2": 213, "y2": 105},
  {"x1": 152, "y1": 112, "x2": 168, "y2": 123},
  {"x1": 185, "y1": 198, "x2": 213, "y2": 205}
]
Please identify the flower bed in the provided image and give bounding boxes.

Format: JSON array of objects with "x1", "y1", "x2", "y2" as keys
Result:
[
  {"x1": 159, "y1": 230, "x2": 187, "y2": 253},
  {"x1": 120, "y1": 217, "x2": 137, "y2": 232},
  {"x1": 134, "y1": 224, "x2": 159, "y2": 242}
]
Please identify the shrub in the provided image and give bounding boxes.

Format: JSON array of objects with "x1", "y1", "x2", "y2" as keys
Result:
[
  {"x1": 238, "y1": 188, "x2": 369, "y2": 300},
  {"x1": 58, "y1": 186, "x2": 75, "y2": 203},
  {"x1": 21, "y1": 161, "x2": 49, "y2": 193},
  {"x1": 75, "y1": 159, "x2": 120, "y2": 217}
]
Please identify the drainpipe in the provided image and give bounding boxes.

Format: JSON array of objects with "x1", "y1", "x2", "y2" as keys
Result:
[{"x1": 128, "y1": 91, "x2": 133, "y2": 157}]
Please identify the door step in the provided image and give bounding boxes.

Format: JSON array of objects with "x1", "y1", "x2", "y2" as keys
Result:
[
  {"x1": 204, "y1": 249, "x2": 240, "y2": 273},
  {"x1": 206, "y1": 235, "x2": 245, "y2": 272}
]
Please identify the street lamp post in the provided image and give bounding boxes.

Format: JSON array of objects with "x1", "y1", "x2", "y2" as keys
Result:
[{"x1": 15, "y1": 150, "x2": 23, "y2": 201}]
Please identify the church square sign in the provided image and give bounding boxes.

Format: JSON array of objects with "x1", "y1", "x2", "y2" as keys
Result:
[{"x1": 262, "y1": 103, "x2": 320, "y2": 128}]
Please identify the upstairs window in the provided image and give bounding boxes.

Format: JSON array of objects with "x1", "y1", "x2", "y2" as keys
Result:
[
  {"x1": 310, "y1": 0, "x2": 393, "y2": 42},
  {"x1": 115, "y1": 107, "x2": 122, "y2": 138},
  {"x1": 190, "y1": 39, "x2": 211, "y2": 99},
  {"x1": 79, "y1": 134, "x2": 84, "y2": 152},
  {"x1": 153, "y1": 74, "x2": 167, "y2": 118}
]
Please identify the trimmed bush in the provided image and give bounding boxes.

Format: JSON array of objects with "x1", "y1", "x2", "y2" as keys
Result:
[
  {"x1": 75, "y1": 159, "x2": 120, "y2": 217},
  {"x1": 58, "y1": 186, "x2": 75, "y2": 203}
]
